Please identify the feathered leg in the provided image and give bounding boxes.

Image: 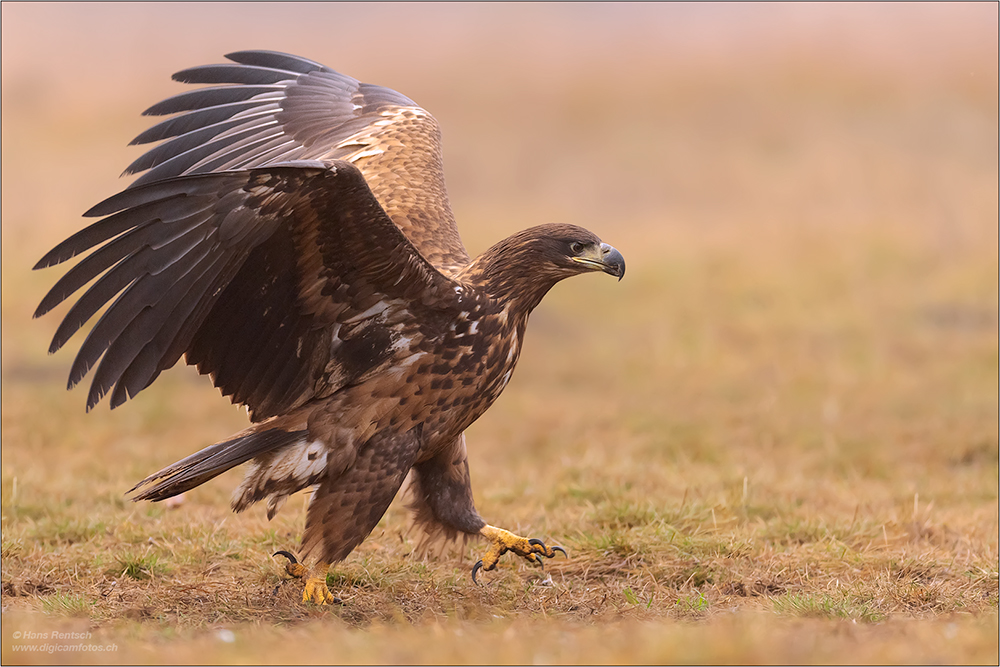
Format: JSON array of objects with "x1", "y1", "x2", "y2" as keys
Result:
[
  {"x1": 297, "y1": 429, "x2": 420, "y2": 604},
  {"x1": 407, "y1": 433, "x2": 487, "y2": 541},
  {"x1": 406, "y1": 433, "x2": 566, "y2": 583}
]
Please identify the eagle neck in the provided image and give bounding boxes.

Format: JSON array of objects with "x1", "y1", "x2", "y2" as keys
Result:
[
  {"x1": 490, "y1": 278, "x2": 554, "y2": 318},
  {"x1": 461, "y1": 241, "x2": 562, "y2": 317}
]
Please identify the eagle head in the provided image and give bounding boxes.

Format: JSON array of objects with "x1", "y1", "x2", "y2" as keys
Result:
[{"x1": 462, "y1": 223, "x2": 625, "y2": 311}]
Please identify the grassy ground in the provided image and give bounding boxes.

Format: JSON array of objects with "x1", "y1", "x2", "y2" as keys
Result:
[{"x1": 2, "y1": 4, "x2": 998, "y2": 664}]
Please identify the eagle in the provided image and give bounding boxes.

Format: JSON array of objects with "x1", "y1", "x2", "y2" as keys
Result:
[{"x1": 33, "y1": 50, "x2": 624, "y2": 603}]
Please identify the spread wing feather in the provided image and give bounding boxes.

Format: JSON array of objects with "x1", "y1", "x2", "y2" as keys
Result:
[
  {"x1": 124, "y1": 50, "x2": 469, "y2": 273},
  {"x1": 34, "y1": 160, "x2": 467, "y2": 419}
]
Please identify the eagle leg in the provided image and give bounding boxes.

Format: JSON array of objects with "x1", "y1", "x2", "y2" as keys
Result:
[
  {"x1": 273, "y1": 551, "x2": 340, "y2": 605},
  {"x1": 472, "y1": 525, "x2": 567, "y2": 584}
]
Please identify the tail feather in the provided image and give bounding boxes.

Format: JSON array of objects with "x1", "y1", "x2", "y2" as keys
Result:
[
  {"x1": 129, "y1": 428, "x2": 308, "y2": 502},
  {"x1": 232, "y1": 437, "x2": 345, "y2": 518}
]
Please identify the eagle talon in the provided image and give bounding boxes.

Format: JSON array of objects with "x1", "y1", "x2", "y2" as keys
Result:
[
  {"x1": 273, "y1": 550, "x2": 307, "y2": 578},
  {"x1": 274, "y1": 552, "x2": 336, "y2": 603},
  {"x1": 476, "y1": 525, "x2": 568, "y2": 580},
  {"x1": 471, "y1": 560, "x2": 485, "y2": 585},
  {"x1": 527, "y1": 538, "x2": 566, "y2": 561},
  {"x1": 273, "y1": 550, "x2": 298, "y2": 564}
]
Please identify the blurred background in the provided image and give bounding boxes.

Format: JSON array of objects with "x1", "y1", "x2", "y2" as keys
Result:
[{"x1": 2, "y1": 3, "x2": 997, "y2": 523}]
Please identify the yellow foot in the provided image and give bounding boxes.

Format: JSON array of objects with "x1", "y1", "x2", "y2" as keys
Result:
[
  {"x1": 472, "y1": 525, "x2": 567, "y2": 584},
  {"x1": 273, "y1": 551, "x2": 341, "y2": 605},
  {"x1": 301, "y1": 575, "x2": 339, "y2": 605}
]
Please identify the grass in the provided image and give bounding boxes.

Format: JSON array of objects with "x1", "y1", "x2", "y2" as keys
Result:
[
  {"x1": 773, "y1": 593, "x2": 887, "y2": 624},
  {"x1": 2, "y1": 4, "x2": 998, "y2": 664}
]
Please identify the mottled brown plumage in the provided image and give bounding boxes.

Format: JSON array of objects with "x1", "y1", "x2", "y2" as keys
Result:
[{"x1": 34, "y1": 51, "x2": 624, "y2": 599}]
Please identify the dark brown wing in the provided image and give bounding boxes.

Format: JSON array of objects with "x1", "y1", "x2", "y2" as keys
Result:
[
  {"x1": 124, "y1": 50, "x2": 468, "y2": 273},
  {"x1": 33, "y1": 160, "x2": 467, "y2": 420}
]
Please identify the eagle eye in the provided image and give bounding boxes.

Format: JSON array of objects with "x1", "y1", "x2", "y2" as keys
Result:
[{"x1": 569, "y1": 241, "x2": 586, "y2": 255}]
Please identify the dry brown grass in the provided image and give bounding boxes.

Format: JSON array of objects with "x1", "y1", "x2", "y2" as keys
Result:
[{"x1": 2, "y1": 4, "x2": 997, "y2": 664}]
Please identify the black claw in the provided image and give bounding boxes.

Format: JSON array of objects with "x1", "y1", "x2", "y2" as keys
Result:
[
  {"x1": 471, "y1": 560, "x2": 484, "y2": 585},
  {"x1": 527, "y1": 538, "x2": 567, "y2": 560},
  {"x1": 532, "y1": 553, "x2": 544, "y2": 567},
  {"x1": 273, "y1": 550, "x2": 298, "y2": 565}
]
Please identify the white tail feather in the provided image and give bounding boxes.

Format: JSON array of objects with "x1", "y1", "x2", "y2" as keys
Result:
[{"x1": 232, "y1": 438, "x2": 328, "y2": 516}]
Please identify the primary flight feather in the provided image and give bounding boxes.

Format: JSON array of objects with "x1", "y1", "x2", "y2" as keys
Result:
[{"x1": 34, "y1": 50, "x2": 625, "y2": 602}]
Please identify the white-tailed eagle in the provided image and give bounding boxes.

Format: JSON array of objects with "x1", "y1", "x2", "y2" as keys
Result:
[{"x1": 34, "y1": 51, "x2": 624, "y2": 603}]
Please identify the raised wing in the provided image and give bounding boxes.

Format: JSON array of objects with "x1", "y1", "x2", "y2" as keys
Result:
[
  {"x1": 125, "y1": 50, "x2": 469, "y2": 273},
  {"x1": 34, "y1": 161, "x2": 466, "y2": 420}
]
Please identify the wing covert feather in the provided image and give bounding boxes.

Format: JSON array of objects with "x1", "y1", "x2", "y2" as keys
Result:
[{"x1": 126, "y1": 50, "x2": 469, "y2": 273}]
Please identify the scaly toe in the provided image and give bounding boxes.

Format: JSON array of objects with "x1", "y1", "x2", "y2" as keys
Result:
[{"x1": 302, "y1": 576, "x2": 338, "y2": 605}]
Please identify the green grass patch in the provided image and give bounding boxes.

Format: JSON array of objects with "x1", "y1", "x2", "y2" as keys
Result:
[
  {"x1": 41, "y1": 594, "x2": 93, "y2": 617},
  {"x1": 112, "y1": 552, "x2": 167, "y2": 581},
  {"x1": 773, "y1": 593, "x2": 888, "y2": 623}
]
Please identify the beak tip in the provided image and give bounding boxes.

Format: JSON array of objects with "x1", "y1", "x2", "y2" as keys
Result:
[{"x1": 602, "y1": 245, "x2": 625, "y2": 282}]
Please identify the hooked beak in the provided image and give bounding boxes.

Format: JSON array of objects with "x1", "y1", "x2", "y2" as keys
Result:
[{"x1": 572, "y1": 242, "x2": 626, "y2": 281}]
